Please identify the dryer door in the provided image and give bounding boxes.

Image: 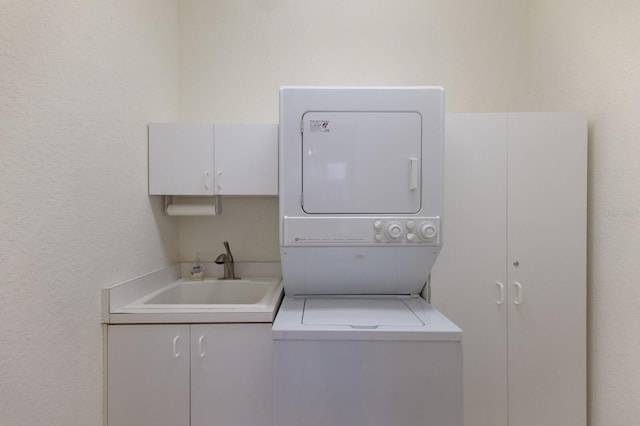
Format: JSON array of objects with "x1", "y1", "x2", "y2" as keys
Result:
[{"x1": 301, "y1": 111, "x2": 422, "y2": 214}]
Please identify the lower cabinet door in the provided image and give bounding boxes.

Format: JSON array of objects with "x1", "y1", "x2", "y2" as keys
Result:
[
  {"x1": 190, "y1": 324, "x2": 273, "y2": 426},
  {"x1": 107, "y1": 325, "x2": 190, "y2": 426}
]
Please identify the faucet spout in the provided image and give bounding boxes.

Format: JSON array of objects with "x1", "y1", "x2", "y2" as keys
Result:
[{"x1": 215, "y1": 241, "x2": 239, "y2": 280}]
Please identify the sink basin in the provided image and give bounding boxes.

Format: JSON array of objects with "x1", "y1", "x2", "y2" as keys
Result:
[
  {"x1": 125, "y1": 277, "x2": 282, "y2": 309},
  {"x1": 145, "y1": 279, "x2": 272, "y2": 305},
  {"x1": 103, "y1": 265, "x2": 284, "y2": 323}
]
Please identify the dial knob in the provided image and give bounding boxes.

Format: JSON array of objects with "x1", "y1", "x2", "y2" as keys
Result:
[
  {"x1": 385, "y1": 222, "x2": 403, "y2": 240},
  {"x1": 373, "y1": 220, "x2": 383, "y2": 231},
  {"x1": 417, "y1": 221, "x2": 437, "y2": 240},
  {"x1": 374, "y1": 234, "x2": 383, "y2": 242},
  {"x1": 406, "y1": 220, "x2": 416, "y2": 230},
  {"x1": 407, "y1": 233, "x2": 417, "y2": 242}
]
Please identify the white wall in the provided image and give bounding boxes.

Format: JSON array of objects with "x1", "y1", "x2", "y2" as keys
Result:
[
  {"x1": 177, "y1": 0, "x2": 530, "y2": 262},
  {"x1": 179, "y1": 2, "x2": 640, "y2": 424},
  {"x1": 0, "y1": 1, "x2": 180, "y2": 425},
  {"x1": 3, "y1": 1, "x2": 638, "y2": 425},
  {"x1": 527, "y1": 2, "x2": 640, "y2": 424}
]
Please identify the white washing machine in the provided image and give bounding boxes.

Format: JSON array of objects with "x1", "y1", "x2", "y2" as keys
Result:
[{"x1": 273, "y1": 87, "x2": 462, "y2": 426}]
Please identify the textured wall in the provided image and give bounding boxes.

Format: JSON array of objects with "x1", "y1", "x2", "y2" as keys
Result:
[
  {"x1": 3, "y1": 1, "x2": 637, "y2": 425},
  {"x1": 527, "y1": 2, "x2": 640, "y2": 424},
  {"x1": 177, "y1": 0, "x2": 530, "y2": 262},
  {"x1": 179, "y1": 2, "x2": 640, "y2": 424},
  {"x1": 0, "y1": 1, "x2": 180, "y2": 425}
]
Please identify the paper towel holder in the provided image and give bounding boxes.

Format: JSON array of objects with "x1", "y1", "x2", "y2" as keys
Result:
[{"x1": 164, "y1": 195, "x2": 222, "y2": 216}]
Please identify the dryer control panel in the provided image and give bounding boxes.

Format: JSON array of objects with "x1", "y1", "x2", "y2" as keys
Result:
[{"x1": 283, "y1": 216, "x2": 440, "y2": 246}]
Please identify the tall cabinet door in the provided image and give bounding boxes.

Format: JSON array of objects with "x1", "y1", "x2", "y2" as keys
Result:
[
  {"x1": 431, "y1": 113, "x2": 509, "y2": 426},
  {"x1": 107, "y1": 325, "x2": 190, "y2": 426},
  {"x1": 506, "y1": 113, "x2": 587, "y2": 426},
  {"x1": 191, "y1": 324, "x2": 273, "y2": 426}
]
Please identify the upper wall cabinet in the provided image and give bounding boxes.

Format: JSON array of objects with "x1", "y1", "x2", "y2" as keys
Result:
[{"x1": 148, "y1": 123, "x2": 278, "y2": 196}]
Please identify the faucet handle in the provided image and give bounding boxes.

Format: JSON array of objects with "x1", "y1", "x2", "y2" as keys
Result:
[{"x1": 223, "y1": 241, "x2": 234, "y2": 261}]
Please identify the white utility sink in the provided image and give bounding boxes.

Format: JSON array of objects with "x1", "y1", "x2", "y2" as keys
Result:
[
  {"x1": 102, "y1": 265, "x2": 283, "y2": 323},
  {"x1": 127, "y1": 277, "x2": 281, "y2": 309},
  {"x1": 144, "y1": 278, "x2": 275, "y2": 305}
]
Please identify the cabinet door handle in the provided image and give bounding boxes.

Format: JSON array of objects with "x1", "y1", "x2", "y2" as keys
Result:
[
  {"x1": 203, "y1": 171, "x2": 210, "y2": 190},
  {"x1": 198, "y1": 335, "x2": 205, "y2": 358},
  {"x1": 496, "y1": 281, "x2": 505, "y2": 305},
  {"x1": 215, "y1": 171, "x2": 223, "y2": 191},
  {"x1": 514, "y1": 281, "x2": 523, "y2": 305},
  {"x1": 172, "y1": 335, "x2": 181, "y2": 358}
]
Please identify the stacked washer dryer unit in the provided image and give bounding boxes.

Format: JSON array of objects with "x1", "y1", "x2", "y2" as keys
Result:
[{"x1": 273, "y1": 87, "x2": 462, "y2": 426}]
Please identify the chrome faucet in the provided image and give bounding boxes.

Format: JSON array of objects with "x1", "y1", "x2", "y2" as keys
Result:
[{"x1": 215, "y1": 241, "x2": 240, "y2": 280}]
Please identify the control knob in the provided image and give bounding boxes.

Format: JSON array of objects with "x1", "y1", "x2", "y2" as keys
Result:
[
  {"x1": 417, "y1": 221, "x2": 437, "y2": 240},
  {"x1": 384, "y1": 221, "x2": 403, "y2": 240}
]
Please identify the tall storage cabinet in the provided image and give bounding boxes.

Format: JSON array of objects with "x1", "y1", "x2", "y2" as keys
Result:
[{"x1": 431, "y1": 113, "x2": 587, "y2": 426}]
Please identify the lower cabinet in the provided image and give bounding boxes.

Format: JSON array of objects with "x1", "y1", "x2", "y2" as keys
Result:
[
  {"x1": 190, "y1": 324, "x2": 273, "y2": 426},
  {"x1": 107, "y1": 323, "x2": 272, "y2": 426}
]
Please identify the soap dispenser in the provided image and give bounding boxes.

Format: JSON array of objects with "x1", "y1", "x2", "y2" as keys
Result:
[{"x1": 190, "y1": 253, "x2": 204, "y2": 280}]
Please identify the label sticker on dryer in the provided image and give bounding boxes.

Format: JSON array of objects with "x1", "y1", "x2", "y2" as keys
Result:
[{"x1": 309, "y1": 120, "x2": 330, "y2": 133}]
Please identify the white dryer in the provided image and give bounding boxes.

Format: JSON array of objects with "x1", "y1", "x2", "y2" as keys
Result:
[{"x1": 273, "y1": 87, "x2": 462, "y2": 426}]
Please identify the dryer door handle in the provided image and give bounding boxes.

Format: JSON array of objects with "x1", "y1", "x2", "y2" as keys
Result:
[{"x1": 409, "y1": 158, "x2": 419, "y2": 190}]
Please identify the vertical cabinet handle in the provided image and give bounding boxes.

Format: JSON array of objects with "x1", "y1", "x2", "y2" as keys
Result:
[
  {"x1": 198, "y1": 335, "x2": 205, "y2": 358},
  {"x1": 203, "y1": 171, "x2": 210, "y2": 190},
  {"x1": 409, "y1": 158, "x2": 419, "y2": 190},
  {"x1": 172, "y1": 335, "x2": 181, "y2": 358},
  {"x1": 513, "y1": 281, "x2": 523, "y2": 305},
  {"x1": 496, "y1": 282, "x2": 505, "y2": 305},
  {"x1": 215, "y1": 171, "x2": 223, "y2": 191}
]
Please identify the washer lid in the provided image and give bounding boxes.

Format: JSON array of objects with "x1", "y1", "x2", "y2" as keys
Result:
[
  {"x1": 302, "y1": 297, "x2": 424, "y2": 327},
  {"x1": 272, "y1": 296, "x2": 462, "y2": 341}
]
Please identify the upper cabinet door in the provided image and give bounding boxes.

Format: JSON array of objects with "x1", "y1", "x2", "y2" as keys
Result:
[
  {"x1": 301, "y1": 112, "x2": 422, "y2": 214},
  {"x1": 213, "y1": 124, "x2": 278, "y2": 196},
  {"x1": 149, "y1": 123, "x2": 214, "y2": 195}
]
